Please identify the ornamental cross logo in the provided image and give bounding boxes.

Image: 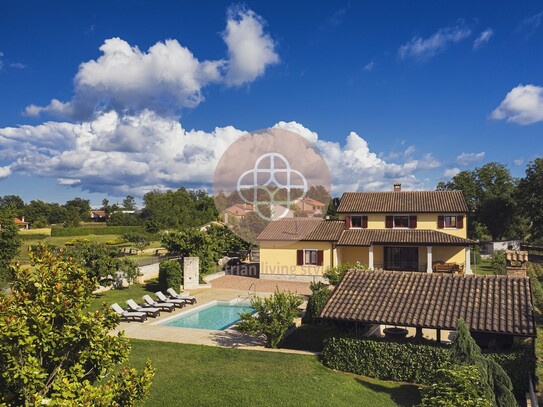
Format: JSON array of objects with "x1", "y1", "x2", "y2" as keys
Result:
[
  {"x1": 236, "y1": 152, "x2": 308, "y2": 221},
  {"x1": 213, "y1": 127, "x2": 331, "y2": 244}
]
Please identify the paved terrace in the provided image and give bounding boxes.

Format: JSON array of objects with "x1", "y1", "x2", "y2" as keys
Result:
[{"x1": 114, "y1": 276, "x2": 313, "y2": 354}]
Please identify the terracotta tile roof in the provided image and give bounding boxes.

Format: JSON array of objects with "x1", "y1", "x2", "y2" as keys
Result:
[
  {"x1": 337, "y1": 190, "x2": 468, "y2": 213},
  {"x1": 337, "y1": 229, "x2": 476, "y2": 246},
  {"x1": 14, "y1": 218, "x2": 28, "y2": 225},
  {"x1": 320, "y1": 270, "x2": 536, "y2": 337},
  {"x1": 257, "y1": 218, "x2": 344, "y2": 241}
]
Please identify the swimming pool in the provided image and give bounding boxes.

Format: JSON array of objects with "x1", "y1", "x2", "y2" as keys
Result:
[{"x1": 159, "y1": 301, "x2": 255, "y2": 330}]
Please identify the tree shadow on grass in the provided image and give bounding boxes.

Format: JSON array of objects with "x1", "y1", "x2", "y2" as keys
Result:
[
  {"x1": 210, "y1": 328, "x2": 267, "y2": 348},
  {"x1": 356, "y1": 379, "x2": 421, "y2": 407},
  {"x1": 145, "y1": 281, "x2": 160, "y2": 292}
]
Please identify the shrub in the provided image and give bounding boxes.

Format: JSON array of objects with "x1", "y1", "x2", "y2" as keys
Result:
[
  {"x1": 486, "y1": 346, "x2": 535, "y2": 398},
  {"x1": 321, "y1": 336, "x2": 450, "y2": 384},
  {"x1": 123, "y1": 232, "x2": 150, "y2": 249},
  {"x1": 237, "y1": 289, "x2": 303, "y2": 348},
  {"x1": 490, "y1": 250, "x2": 506, "y2": 275},
  {"x1": 323, "y1": 262, "x2": 367, "y2": 285},
  {"x1": 303, "y1": 282, "x2": 331, "y2": 323},
  {"x1": 51, "y1": 226, "x2": 144, "y2": 237},
  {"x1": 420, "y1": 365, "x2": 492, "y2": 407},
  {"x1": 158, "y1": 260, "x2": 183, "y2": 293}
]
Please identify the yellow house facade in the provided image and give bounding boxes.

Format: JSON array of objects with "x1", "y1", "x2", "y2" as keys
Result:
[{"x1": 258, "y1": 185, "x2": 475, "y2": 281}]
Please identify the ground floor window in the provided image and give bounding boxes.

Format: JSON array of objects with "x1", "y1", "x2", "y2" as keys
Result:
[
  {"x1": 304, "y1": 249, "x2": 318, "y2": 265},
  {"x1": 384, "y1": 247, "x2": 419, "y2": 271}
]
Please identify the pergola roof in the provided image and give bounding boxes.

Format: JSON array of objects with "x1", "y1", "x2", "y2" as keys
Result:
[{"x1": 319, "y1": 270, "x2": 536, "y2": 337}]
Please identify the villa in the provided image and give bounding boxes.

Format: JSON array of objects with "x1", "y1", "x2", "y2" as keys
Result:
[{"x1": 258, "y1": 183, "x2": 475, "y2": 281}]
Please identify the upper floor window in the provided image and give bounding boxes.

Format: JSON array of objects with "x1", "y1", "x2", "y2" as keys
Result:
[
  {"x1": 386, "y1": 215, "x2": 417, "y2": 229},
  {"x1": 438, "y1": 215, "x2": 464, "y2": 229},
  {"x1": 393, "y1": 215, "x2": 409, "y2": 228},
  {"x1": 444, "y1": 215, "x2": 457, "y2": 228},
  {"x1": 304, "y1": 249, "x2": 318, "y2": 265},
  {"x1": 345, "y1": 215, "x2": 367, "y2": 229}
]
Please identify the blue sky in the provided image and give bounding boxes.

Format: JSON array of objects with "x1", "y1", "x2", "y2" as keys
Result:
[{"x1": 0, "y1": 1, "x2": 542, "y2": 206}]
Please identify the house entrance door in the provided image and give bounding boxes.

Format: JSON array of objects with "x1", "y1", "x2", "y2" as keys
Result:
[{"x1": 384, "y1": 247, "x2": 419, "y2": 271}]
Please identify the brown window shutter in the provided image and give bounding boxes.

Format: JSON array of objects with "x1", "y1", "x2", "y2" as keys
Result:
[
  {"x1": 457, "y1": 215, "x2": 464, "y2": 229},
  {"x1": 345, "y1": 216, "x2": 351, "y2": 229},
  {"x1": 362, "y1": 215, "x2": 368, "y2": 229},
  {"x1": 409, "y1": 215, "x2": 417, "y2": 229},
  {"x1": 437, "y1": 216, "x2": 444, "y2": 229},
  {"x1": 317, "y1": 250, "x2": 324, "y2": 266},
  {"x1": 385, "y1": 216, "x2": 393, "y2": 229},
  {"x1": 296, "y1": 250, "x2": 303, "y2": 266}
]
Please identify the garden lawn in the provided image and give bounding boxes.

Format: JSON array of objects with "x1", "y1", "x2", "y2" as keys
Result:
[
  {"x1": 474, "y1": 258, "x2": 494, "y2": 275},
  {"x1": 89, "y1": 284, "x2": 157, "y2": 313},
  {"x1": 128, "y1": 340, "x2": 420, "y2": 407}
]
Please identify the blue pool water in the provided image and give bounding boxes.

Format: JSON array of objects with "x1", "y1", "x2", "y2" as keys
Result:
[{"x1": 161, "y1": 303, "x2": 255, "y2": 330}]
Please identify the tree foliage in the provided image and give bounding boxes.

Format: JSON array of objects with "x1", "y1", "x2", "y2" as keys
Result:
[
  {"x1": 451, "y1": 319, "x2": 516, "y2": 407},
  {"x1": 323, "y1": 262, "x2": 367, "y2": 285},
  {"x1": 420, "y1": 365, "x2": 492, "y2": 407},
  {"x1": 158, "y1": 260, "x2": 183, "y2": 293},
  {"x1": 517, "y1": 158, "x2": 543, "y2": 243},
  {"x1": 0, "y1": 208, "x2": 22, "y2": 284},
  {"x1": 237, "y1": 289, "x2": 303, "y2": 348},
  {"x1": 303, "y1": 281, "x2": 331, "y2": 323},
  {"x1": 0, "y1": 246, "x2": 154, "y2": 405}
]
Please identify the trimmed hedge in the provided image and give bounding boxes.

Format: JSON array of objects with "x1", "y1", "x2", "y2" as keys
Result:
[
  {"x1": 20, "y1": 234, "x2": 49, "y2": 241},
  {"x1": 321, "y1": 336, "x2": 450, "y2": 385},
  {"x1": 321, "y1": 336, "x2": 534, "y2": 396},
  {"x1": 51, "y1": 226, "x2": 144, "y2": 237},
  {"x1": 158, "y1": 260, "x2": 183, "y2": 293},
  {"x1": 486, "y1": 346, "x2": 535, "y2": 396}
]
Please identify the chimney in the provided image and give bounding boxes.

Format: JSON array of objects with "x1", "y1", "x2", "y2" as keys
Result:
[{"x1": 393, "y1": 183, "x2": 401, "y2": 192}]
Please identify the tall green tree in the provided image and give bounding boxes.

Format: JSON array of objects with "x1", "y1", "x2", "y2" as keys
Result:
[
  {"x1": 0, "y1": 246, "x2": 154, "y2": 405},
  {"x1": 451, "y1": 319, "x2": 516, "y2": 407},
  {"x1": 0, "y1": 209, "x2": 22, "y2": 284},
  {"x1": 122, "y1": 195, "x2": 136, "y2": 211},
  {"x1": 437, "y1": 162, "x2": 524, "y2": 240},
  {"x1": 0, "y1": 195, "x2": 25, "y2": 216},
  {"x1": 517, "y1": 158, "x2": 543, "y2": 243},
  {"x1": 64, "y1": 197, "x2": 91, "y2": 220}
]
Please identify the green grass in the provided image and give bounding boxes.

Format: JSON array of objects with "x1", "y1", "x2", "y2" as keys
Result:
[
  {"x1": 282, "y1": 324, "x2": 332, "y2": 352},
  {"x1": 128, "y1": 340, "x2": 420, "y2": 407},
  {"x1": 473, "y1": 258, "x2": 494, "y2": 275},
  {"x1": 89, "y1": 283, "x2": 157, "y2": 312}
]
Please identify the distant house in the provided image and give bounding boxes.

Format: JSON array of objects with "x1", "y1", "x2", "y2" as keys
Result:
[
  {"x1": 89, "y1": 210, "x2": 108, "y2": 222},
  {"x1": 480, "y1": 240, "x2": 521, "y2": 255},
  {"x1": 297, "y1": 197, "x2": 326, "y2": 217},
  {"x1": 14, "y1": 217, "x2": 29, "y2": 230},
  {"x1": 223, "y1": 204, "x2": 253, "y2": 223}
]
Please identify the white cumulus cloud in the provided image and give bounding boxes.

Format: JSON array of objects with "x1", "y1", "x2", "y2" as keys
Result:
[
  {"x1": 490, "y1": 84, "x2": 543, "y2": 125},
  {"x1": 25, "y1": 7, "x2": 278, "y2": 120},
  {"x1": 398, "y1": 24, "x2": 471, "y2": 61},
  {"x1": 457, "y1": 151, "x2": 485, "y2": 166},
  {"x1": 444, "y1": 168, "x2": 461, "y2": 178}
]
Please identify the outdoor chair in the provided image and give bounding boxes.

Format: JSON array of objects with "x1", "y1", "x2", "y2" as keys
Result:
[
  {"x1": 167, "y1": 287, "x2": 197, "y2": 304},
  {"x1": 155, "y1": 291, "x2": 186, "y2": 308},
  {"x1": 111, "y1": 303, "x2": 147, "y2": 322},
  {"x1": 142, "y1": 294, "x2": 175, "y2": 312},
  {"x1": 126, "y1": 299, "x2": 161, "y2": 317}
]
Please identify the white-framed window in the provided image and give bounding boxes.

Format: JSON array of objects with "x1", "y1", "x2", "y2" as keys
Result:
[
  {"x1": 444, "y1": 215, "x2": 457, "y2": 228},
  {"x1": 304, "y1": 249, "x2": 318, "y2": 265},
  {"x1": 351, "y1": 215, "x2": 363, "y2": 228},
  {"x1": 393, "y1": 215, "x2": 409, "y2": 228}
]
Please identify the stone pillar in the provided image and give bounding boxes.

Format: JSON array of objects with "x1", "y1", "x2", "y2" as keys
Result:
[
  {"x1": 183, "y1": 257, "x2": 199, "y2": 289},
  {"x1": 369, "y1": 245, "x2": 374, "y2": 270},
  {"x1": 465, "y1": 247, "x2": 472, "y2": 275},
  {"x1": 426, "y1": 246, "x2": 433, "y2": 273}
]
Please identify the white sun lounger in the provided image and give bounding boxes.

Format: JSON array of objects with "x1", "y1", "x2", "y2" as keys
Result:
[
  {"x1": 156, "y1": 291, "x2": 186, "y2": 308},
  {"x1": 167, "y1": 288, "x2": 197, "y2": 304},
  {"x1": 126, "y1": 299, "x2": 161, "y2": 317},
  {"x1": 111, "y1": 303, "x2": 147, "y2": 322},
  {"x1": 143, "y1": 295, "x2": 175, "y2": 312}
]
